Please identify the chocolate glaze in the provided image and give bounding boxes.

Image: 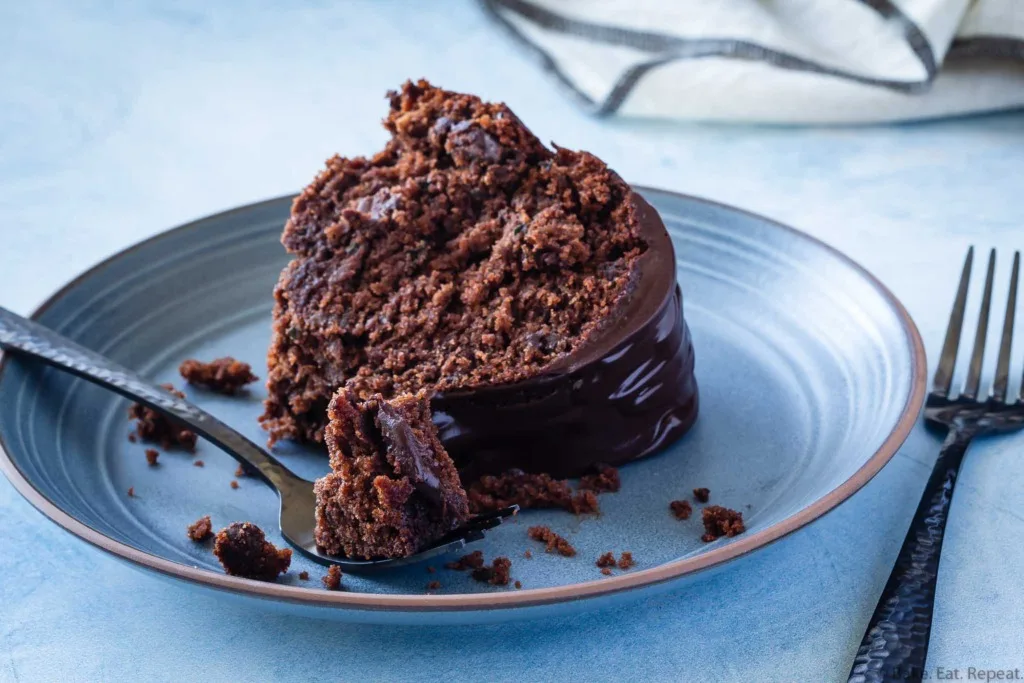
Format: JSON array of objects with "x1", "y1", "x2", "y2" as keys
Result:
[{"x1": 432, "y1": 193, "x2": 699, "y2": 481}]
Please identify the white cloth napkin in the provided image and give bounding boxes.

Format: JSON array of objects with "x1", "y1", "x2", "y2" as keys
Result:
[{"x1": 481, "y1": 0, "x2": 1024, "y2": 123}]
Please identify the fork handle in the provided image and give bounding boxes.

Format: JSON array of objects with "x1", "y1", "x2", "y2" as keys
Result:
[
  {"x1": 847, "y1": 427, "x2": 971, "y2": 683},
  {"x1": 0, "y1": 305, "x2": 305, "y2": 492}
]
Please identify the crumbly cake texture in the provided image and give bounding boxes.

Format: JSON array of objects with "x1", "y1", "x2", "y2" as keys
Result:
[
  {"x1": 596, "y1": 552, "x2": 616, "y2": 568},
  {"x1": 669, "y1": 500, "x2": 693, "y2": 520},
  {"x1": 179, "y1": 357, "x2": 258, "y2": 395},
  {"x1": 527, "y1": 526, "x2": 576, "y2": 557},
  {"x1": 313, "y1": 389, "x2": 470, "y2": 559},
  {"x1": 472, "y1": 557, "x2": 512, "y2": 586},
  {"x1": 579, "y1": 465, "x2": 621, "y2": 493},
  {"x1": 322, "y1": 565, "x2": 343, "y2": 590},
  {"x1": 212, "y1": 522, "x2": 292, "y2": 580},
  {"x1": 701, "y1": 506, "x2": 745, "y2": 542},
  {"x1": 187, "y1": 515, "x2": 213, "y2": 542},
  {"x1": 445, "y1": 550, "x2": 485, "y2": 571},
  {"x1": 261, "y1": 79, "x2": 648, "y2": 445},
  {"x1": 466, "y1": 468, "x2": 603, "y2": 515},
  {"x1": 617, "y1": 552, "x2": 635, "y2": 570},
  {"x1": 128, "y1": 384, "x2": 197, "y2": 452}
]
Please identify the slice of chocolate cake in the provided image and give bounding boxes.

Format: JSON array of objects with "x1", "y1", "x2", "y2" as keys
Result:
[
  {"x1": 313, "y1": 388, "x2": 469, "y2": 559},
  {"x1": 262, "y1": 80, "x2": 698, "y2": 480}
]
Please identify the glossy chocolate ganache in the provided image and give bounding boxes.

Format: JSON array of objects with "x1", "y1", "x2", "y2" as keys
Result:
[{"x1": 262, "y1": 80, "x2": 698, "y2": 484}]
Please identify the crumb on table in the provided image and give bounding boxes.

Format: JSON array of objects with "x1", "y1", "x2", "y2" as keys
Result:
[
  {"x1": 524, "y1": 550, "x2": 532, "y2": 559},
  {"x1": 427, "y1": 581, "x2": 441, "y2": 590},
  {"x1": 187, "y1": 515, "x2": 213, "y2": 542},
  {"x1": 179, "y1": 357, "x2": 258, "y2": 395},
  {"x1": 127, "y1": 487, "x2": 135, "y2": 497},
  {"x1": 514, "y1": 580, "x2": 522, "y2": 589},
  {"x1": 670, "y1": 500, "x2": 692, "y2": 520},
  {"x1": 600, "y1": 567, "x2": 613, "y2": 576},
  {"x1": 693, "y1": 487, "x2": 710, "y2": 503},
  {"x1": 230, "y1": 480, "x2": 239, "y2": 489},
  {"x1": 298, "y1": 571, "x2": 310, "y2": 581},
  {"x1": 596, "y1": 552, "x2": 616, "y2": 568},
  {"x1": 193, "y1": 459, "x2": 205, "y2": 467},
  {"x1": 145, "y1": 449, "x2": 159, "y2": 467}
]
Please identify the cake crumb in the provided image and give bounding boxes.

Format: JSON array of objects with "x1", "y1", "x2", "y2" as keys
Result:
[
  {"x1": 298, "y1": 571, "x2": 310, "y2": 581},
  {"x1": 179, "y1": 357, "x2": 258, "y2": 395},
  {"x1": 427, "y1": 580, "x2": 441, "y2": 590},
  {"x1": 235, "y1": 465, "x2": 247, "y2": 477},
  {"x1": 230, "y1": 480, "x2": 239, "y2": 489},
  {"x1": 600, "y1": 567, "x2": 613, "y2": 576},
  {"x1": 445, "y1": 550, "x2": 485, "y2": 571},
  {"x1": 701, "y1": 505, "x2": 745, "y2": 542},
  {"x1": 467, "y1": 469, "x2": 608, "y2": 516},
  {"x1": 570, "y1": 490, "x2": 600, "y2": 516},
  {"x1": 213, "y1": 522, "x2": 291, "y2": 580},
  {"x1": 693, "y1": 487, "x2": 710, "y2": 503},
  {"x1": 524, "y1": 550, "x2": 533, "y2": 559},
  {"x1": 467, "y1": 470, "x2": 574, "y2": 513},
  {"x1": 127, "y1": 486, "x2": 135, "y2": 497},
  {"x1": 187, "y1": 515, "x2": 213, "y2": 542},
  {"x1": 144, "y1": 449, "x2": 159, "y2": 467},
  {"x1": 193, "y1": 459, "x2": 205, "y2": 467},
  {"x1": 472, "y1": 556, "x2": 512, "y2": 586},
  {"x1": 579, "y1": 465, "x2": 621, "y2": 493},
  {"x1": 527, "y1": 526, "x2": 576, "y2": 557},
  {"x1": 426, "y1": 566, "x2": 436, "y2": 574},
  {"x1": 127, "y1": 433, "x2": 137, "y2": 443},
  {"x1": 514, "y1": 580, "x2": 522, "y2": 589},
  {"x1": 128, "y1": 384, "x2": 197, "y2": 452},
  {"x1": 323, "y1": 565, "x2": 343, "y2": 590},
  {"x1": 617, "y1": 552, "x2": 635, "y2": 570},
  {"x1": 596, "y1": 552, "x2": 616, "y2": 568},
  {"x1": 670, "y1": 500, "x2": 693, "y2": 520}
]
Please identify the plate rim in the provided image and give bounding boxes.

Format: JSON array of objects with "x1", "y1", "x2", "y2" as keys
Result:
[{"x1": 0, "y1": 186, "x2": 927, "y2": 613}]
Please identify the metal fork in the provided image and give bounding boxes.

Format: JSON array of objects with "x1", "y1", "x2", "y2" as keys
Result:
[{"x1": 848, "y1": 248, "x2": 1024, "y2": 682}]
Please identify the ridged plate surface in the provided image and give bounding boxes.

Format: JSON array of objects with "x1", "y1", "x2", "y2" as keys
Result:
[{"x1": 0, "y1": 188, "x2": 925, "y2": 624}]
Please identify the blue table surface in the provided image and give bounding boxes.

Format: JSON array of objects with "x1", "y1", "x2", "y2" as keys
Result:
[{"x1": 3, "y1": 2, "x2": 1024, "y2": 681}]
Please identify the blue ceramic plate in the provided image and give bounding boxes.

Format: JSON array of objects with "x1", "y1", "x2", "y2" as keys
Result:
[{"x1": 0, "y1": 188, "x2": 925, "y2": 624}]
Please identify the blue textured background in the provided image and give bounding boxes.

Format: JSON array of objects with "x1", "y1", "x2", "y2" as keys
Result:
[{"x1": 2, "y1": 2, "x2": 1023, "y2": 681}]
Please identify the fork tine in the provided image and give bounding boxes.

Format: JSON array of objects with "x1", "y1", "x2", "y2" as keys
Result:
[
  {"x1": 993, "y1": 251, "x2": 1020, "y2": 402},
  {"x1": 963, "y1": 249, "x2": 997, "y2": 399},
  {"x1": 932, "y1": 247, "x2": 974, "y2": 396}
]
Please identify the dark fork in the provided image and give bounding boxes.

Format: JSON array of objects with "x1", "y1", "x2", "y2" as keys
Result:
[
  {"x1": 848, "y1": 248, "x2": 1024, "y2": 682},
  {"x1": 0, "y1": 306, "x2": 517, "y2": 572}
]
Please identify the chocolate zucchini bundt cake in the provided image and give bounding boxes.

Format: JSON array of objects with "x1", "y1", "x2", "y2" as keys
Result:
[{"x1": 264, "y1": 81, "x2": 698, "y2": 557}]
